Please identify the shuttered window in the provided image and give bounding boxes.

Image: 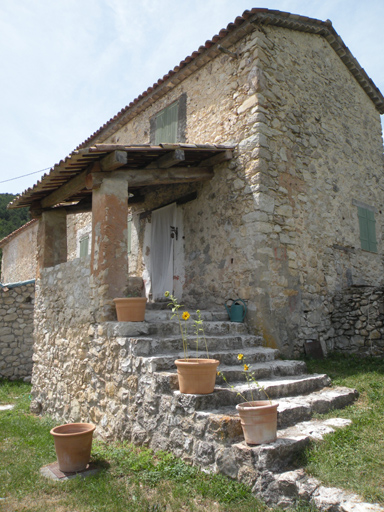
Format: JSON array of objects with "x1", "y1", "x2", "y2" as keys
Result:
[
  {"x1": 154, "y1": 101, "x2": 179, "y2": 144},
  {"x1": 79, "y1": 236, "x2": 89, "y2": 258},
  {"x1": 358, "y1": 206, "x2": 377, "y2": 253}
]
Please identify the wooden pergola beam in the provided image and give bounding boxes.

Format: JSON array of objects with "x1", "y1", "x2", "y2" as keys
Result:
[
  {"x1": 147, "y1": 149, "x2": 185, "y2": 169},
  {"x1": 124, "y1": 167, "x2": 213, "y2": 186},
  {"x1": 100, "y1": 150, "x2": 128, "y2": 172},
  {"x1": 40, "y1": 168, "x2": 89, "y2": 209},
  {"x1": 198, "y1": 149, "x2": 233, "y2": 167}
]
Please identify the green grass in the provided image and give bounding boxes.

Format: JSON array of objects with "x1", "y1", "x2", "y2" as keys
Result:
[
  {"x1": 3, "y1": 354, "x2": 381, "y2": 511},
  {"x1": 0, "y1": 379, "x2": 282, "y2": 512},
  {"x1": 304, "y1": 354, "x2": 384, "y2": 505}
]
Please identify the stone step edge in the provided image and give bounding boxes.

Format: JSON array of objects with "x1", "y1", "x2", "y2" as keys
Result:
[
  {"x1": 194, "y1": 386, "x2": 357, "y2": 419},
  {"x1": 193, "y1": 386, "x2": 357, "y2": 433},
  {"x1": 140, "y1": 348, "x2": 283, "y2": 364},
  {"x1": 158, "y1": 371, "x2": 330, "y2": 388},
  {"x1": 98, "y1": 320, "x2": 254, "y2": 337},
  {"x1": 255, "y1": 466, "x2": 384, "y2": 511}
]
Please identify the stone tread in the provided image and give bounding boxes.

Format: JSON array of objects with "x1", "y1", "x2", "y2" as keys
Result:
[
  {"x1": 131, "y1": 334, "x2": 263, "y2": 356},
  {"x1": 194, "y1": 386, "x2": 358, "y2": 430},
  {"x1": 144, "y1": 310, "x2": 230, "y2": 322},
  {"x1": 147, "y1": 320, "x2": 251, "y2": 335},
  {"x1": 141, "y1": 346, "x2": 280, "y2": 370}
]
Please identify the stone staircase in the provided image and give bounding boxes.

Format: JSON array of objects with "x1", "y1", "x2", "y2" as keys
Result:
[{"x1": 105, "y1": 308, "x2": 369, "y2": 510}]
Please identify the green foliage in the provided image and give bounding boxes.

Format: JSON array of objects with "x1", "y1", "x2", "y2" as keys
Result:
[
  {"x1": 304, "y1": 354, "x2": 384, "y2": 504},
  {"x1": 0, "y1": 193, "x2": 30, "y2": 241}
]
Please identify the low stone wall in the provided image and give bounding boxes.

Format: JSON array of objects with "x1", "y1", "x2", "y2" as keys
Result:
[
  {"x1": 0, "y1": 282, "x2": 35, "y2": 381},
  {"x1": 329, "y1": 286, "x2": 384, "y2": 356}
]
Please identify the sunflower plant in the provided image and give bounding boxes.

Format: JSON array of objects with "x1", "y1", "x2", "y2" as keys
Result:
[
  {"x1": 217, "y1": 353, "x2": 271, "y2": 404},
  {"x1": 165, "y1": 292, "x2": 209, "y2": 360}
]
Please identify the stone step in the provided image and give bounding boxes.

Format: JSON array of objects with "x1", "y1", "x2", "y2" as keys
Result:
[
  {"x1": 145, "y1": 309, "x2": 230, "y2": 323},
  {"x1": 154, "y1": 372, "x2": 332, "y2": 404},
  {"x1": 130, "y1": 334, "x2": 263, "y2": 357},
  {"x1": 215, "y1": 359, "x2": 308, "y2": 383},
  {"x1": 140, "y1": 347, "x2": 280, "y2": 372},
  {"x1": 146, "y1": 320, "x2": 250, "y2": 336},
  {"x1": 231, "y1": 416, "x2": 354, "y2": 473},
  {"x1": 192, "y1": 386, "x2": 357, "y2": 443}
]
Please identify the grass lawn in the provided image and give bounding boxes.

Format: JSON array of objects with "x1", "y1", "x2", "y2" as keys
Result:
[
  {"x1": 1, "y1": 353, "x2": 382, "y2": 511},
  {"x1": 304, "y1": 353, "x2": 384, "y2": 505},
  {"x1": 0, "y1": 379, "x2": 288, "y2": 512}
]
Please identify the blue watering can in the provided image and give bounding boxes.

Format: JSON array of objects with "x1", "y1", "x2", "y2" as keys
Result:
[{"x1": 225, "y1": 299, "x2": 247, "y2": 323}]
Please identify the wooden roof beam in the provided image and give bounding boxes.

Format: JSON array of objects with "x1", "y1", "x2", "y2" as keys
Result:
[
  {"x1": 40, "y1": 168, "x2": 89, "y2": 209},
  {"x1": 146, "y1": 149, "x2": 186, "y2": 169},
  {"x1": 100, "y1": 150, "x2": 128, "y2": 171}
]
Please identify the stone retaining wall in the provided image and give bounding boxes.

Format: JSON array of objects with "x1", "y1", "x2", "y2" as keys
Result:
[
  {"x1": 0, "y1": 282, "x2": 35, "y2": 381},
  {"x1": 329, "y1": 286, "x2": 384, "y2": 357}
]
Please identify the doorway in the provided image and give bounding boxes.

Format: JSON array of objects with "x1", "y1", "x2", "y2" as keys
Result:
[{"x1": 150, "y1": 203, "x2": 178, "y2": 300}]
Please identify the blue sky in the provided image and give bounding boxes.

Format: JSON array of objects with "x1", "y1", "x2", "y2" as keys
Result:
[{"x1": 1, "y1": 0, "x2": 383, "y2": 195}]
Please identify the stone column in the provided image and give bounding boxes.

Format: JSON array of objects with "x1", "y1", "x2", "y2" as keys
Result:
[
  {"x1": 37, "y1": 209, "x2": 67, "y2": 274},
  {"x1": 91, "y1": 171, "x2": 130, "y2": 321}
]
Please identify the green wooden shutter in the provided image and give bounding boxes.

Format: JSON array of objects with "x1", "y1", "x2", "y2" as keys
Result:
[
  {"x1": 366, "y1": 209, "x2": 377, "y2": 252},
  {"x1": 155, "y1": 101, "x2": 179, "y2": 143},
  {"x1": 79, "y1": 236, "x2": 89, "y2": 258},
  {"x1": 358, "y1": 207, "x2": 377, "y2": 253}
]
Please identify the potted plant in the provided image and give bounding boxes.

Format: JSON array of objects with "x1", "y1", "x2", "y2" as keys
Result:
[
  {"x1": 165, "y1": 292, "x2": 219, "y2": 394},
  {"x1": 114, "y1": 281, "x2": 147, "y2": 322},
  {"x1": 218, "y1": 355, "x2": 278, "y2": 445}
]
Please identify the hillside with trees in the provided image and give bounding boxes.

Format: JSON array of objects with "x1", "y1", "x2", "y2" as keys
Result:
[{"x1": 0, "y1": 194, "x2": 30, "y2": 241}]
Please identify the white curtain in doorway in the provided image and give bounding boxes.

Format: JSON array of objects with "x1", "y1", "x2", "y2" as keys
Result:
[{"x1": 151, "y1": 203, "x2": 176, "y2": 300}]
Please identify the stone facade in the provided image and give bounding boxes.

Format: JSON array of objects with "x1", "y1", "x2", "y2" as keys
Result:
[
  {"x1": 102, "y1": 23, "x2": 384, "y2": 357},
  {"x1": 0, "y1": 282, "x2": 35, "y2": 381},
  {"x1": 27, "y1": 12, "x2": 384, "y2": 509},
  {"x1": 67, "y1": 212, "x2": 92, "y2": 261},
  {"x1": 0, "y1": 220, "x2": 38, "y2": 284}
]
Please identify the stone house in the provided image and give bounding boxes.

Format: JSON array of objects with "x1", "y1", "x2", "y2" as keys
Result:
[
  {"x1": 10, "y1": 8, "x2": 384, "y2": 358},
  {"x1": 5, "y1": 10, "x2": 384, "y2": 506}
]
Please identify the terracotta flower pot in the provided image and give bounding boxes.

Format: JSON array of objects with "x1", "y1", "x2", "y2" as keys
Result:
[
  {"x1": 50, "y1": 422, "x2": 96, "y2": 472},
  {"x1": 113, "y1": 297, "x2": 147, "y2": 322},
  {"x1": 175, "y1": 358, "x2": 220, "y2": 394},
  {"x1": 236, "y1": 400, "x2": 278, "y2": 445}
]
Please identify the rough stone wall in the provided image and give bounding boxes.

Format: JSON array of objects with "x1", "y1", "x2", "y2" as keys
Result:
[
  {"x1": 104, "y1": 24, "x2": 384, "y2": 355},
  {"x1": 252, "y1": 26, "x2": 384, "y2": 357},
  {"x1": 67, "y1": 212, "x2": 92, "y2": 261},
  {"x1": 31, "y1": 258, "x2": 95, "y2": 410},
  {"x1": 330, "y1": 286, "x2": 384, "y2": 357},
  {"x1": 1, "y1": 222, "x2": 38, "y2": 284},
  {"x1": 0, "y1": 282, "x2": 35, "y2": 381}
]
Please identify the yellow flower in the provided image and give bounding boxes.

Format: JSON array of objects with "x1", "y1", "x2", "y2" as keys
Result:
[
  {"x1": 182, "y1": 311, "x2": 190, "y2": 321},
  {"x1": 164, "y1": 291, "x2": 170, "y2": 297},
  {"x1": 237, "y1": 354, "x2": 244, "y2": 361},
  {"x1": 243, "y1": 364, "x2": 249, "y2": 371}
]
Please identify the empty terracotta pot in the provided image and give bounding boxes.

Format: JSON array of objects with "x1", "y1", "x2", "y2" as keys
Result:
[
  {"x1": 50, "y1": 422, "x2": 96, "y2": 472},
  {"x1": 236, "y1": 401, "x2": 278, "y2": 445},
  {"x1": 113, "y1": 297, "x2": 147, "y2": 321},
  {"x1": 175, "y1": 358, "x2": 220, "y2": 394}
]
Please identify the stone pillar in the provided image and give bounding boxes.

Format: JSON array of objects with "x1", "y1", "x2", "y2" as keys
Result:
[
  {"x1": 37, "y1": 209, "x2": 67, "y2": 273},
  {"x1": 91, "y1": 172, "x2": 130, "y2": 321}
]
